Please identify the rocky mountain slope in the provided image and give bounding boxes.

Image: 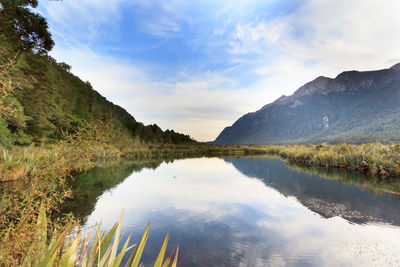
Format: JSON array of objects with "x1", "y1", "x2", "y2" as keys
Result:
[{"x1": 215, "y1": 64, "x2": 400, "y2": 144}]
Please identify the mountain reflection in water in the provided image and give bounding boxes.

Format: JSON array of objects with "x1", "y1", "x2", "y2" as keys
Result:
[{"x1": 65, "y1": 157, "x2": 400, "y2": 266}]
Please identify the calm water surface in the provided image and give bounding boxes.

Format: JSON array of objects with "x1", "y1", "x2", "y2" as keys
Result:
[{"x1": 69, "y1": 157, "x2": 400, "y2": 266}]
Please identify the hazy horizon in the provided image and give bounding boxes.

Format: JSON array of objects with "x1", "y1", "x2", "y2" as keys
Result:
[{"x1": 38, "y1": 0, "x2": 400, "y2": 141}]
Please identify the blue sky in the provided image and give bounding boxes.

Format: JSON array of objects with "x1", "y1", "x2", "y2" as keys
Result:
[{"x1": 38, "y1": 0, "x2": 400, "y2": 141}]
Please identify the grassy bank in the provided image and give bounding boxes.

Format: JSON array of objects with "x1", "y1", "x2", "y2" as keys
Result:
[
  {"x1": 120, "y1": 142, "x2": 400, "y2": 179},
  {"x1": 287, "y1": 162, "x2": 400, "y2": 197},
  {"x1": 262, "y1": 143, "x2": 400, "y2": 179}
]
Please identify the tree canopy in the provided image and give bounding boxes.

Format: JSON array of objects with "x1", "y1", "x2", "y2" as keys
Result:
[{"x1": 0, "y1": 0, "x2": 54, "y2": 52}]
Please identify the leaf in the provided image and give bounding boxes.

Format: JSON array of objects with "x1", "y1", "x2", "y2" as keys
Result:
[
  {"x1": 86, "y1": 224, "x2": 101, "y2": 267},
  {"x1": 108, "y1": 210, "x2": 124, "y2": 265},
  {"x1": 60, "y1": 234, "x2": 81, "y2": 267},
  {"x1": 171, "y1": 247, "x2": 179, "y2": 267},
  {"x1": 36, "y1": 204, "x2": 48, "y2": 250},
  {"x1": 161, "y1": 251, "x2": 174, "y2": 267},
  {"x1": 39, "y1": 229, "x2": 67, "y2": 267},
  {"x1": 98, "y1": 243, "x2": 113, "y2": 267},
  {"x1": 99, "y1": 223, "x2": 118, "y2": 258},
  {"x1": 110, "y1": 234, "x2": 132, "y2": 267},
  {"x1": 125, "y1": 222, "x2": 150, "y2": 267},
  {"x1": 154, "y1": 233, "x2": 169, "y2": 267}
]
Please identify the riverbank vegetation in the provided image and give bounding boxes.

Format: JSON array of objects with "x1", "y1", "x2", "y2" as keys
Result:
[
  {"x1": 287, "y1": 161, "x2": 400, "y2": 197},
  {"x1": 261, "y1": 142, "x2": 400, "y2": 179},
  {"x1": 121, "y1": 143, "x2": 400, "y2": 179}
]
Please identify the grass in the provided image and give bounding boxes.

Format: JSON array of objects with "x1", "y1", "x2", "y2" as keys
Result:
[
  {"x1": 120, "y1": 142, "x2": 400, "y2": 179},
  {"x1": 287, "y1": 161, "x2": 400, "y2": 197},
  {"x1": 266, "y1": 142, "x2": 400, "y2": 179}
]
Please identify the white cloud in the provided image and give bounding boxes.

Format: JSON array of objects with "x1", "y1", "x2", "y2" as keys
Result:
[
  {"x1": 291, "y1": 0, "x2": 400, "y2": 69},
  {"x1": 230, "y1": 21, "x2": 287, "y2": 54},
  {"x1": 229, "y1": 0, "x2": 400, "y2": 83}
]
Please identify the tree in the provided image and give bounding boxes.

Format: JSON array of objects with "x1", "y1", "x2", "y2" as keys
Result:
[
  {"x1": 0, "y1": 0, "x2": 54, "y2": 53},
  {"x1": 58, "y1": 62, "x2": 71, "y2": 72}
]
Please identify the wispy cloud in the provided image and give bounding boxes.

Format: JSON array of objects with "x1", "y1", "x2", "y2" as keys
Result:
[
  {"x1": 130, "y1": 0, "x2": 188, "y2": 37},
  {"x1": 39, "y1": 0, "x2": 128, "y2": 44},
  {"x1": 230, "y1": 21, "x2": 287, "y2": 55},
  {"x1": 51, "y1": 45, "x2": 271, "y2": 141},
  {"x1": 229, "y1": 0, "x2": 400, "y2": 77}
]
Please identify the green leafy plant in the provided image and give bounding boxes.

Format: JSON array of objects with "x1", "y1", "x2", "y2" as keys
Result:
[{"x1": 30, "y1": 209, "x2": 179, "y2": 267}]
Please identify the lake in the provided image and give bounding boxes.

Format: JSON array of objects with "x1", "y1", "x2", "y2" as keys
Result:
[{"x1": 66, "y1": 157, "x2": 400, "y2": 266}]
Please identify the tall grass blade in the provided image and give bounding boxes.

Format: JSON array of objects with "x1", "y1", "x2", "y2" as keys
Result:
[
  {"x1": 110, "y1": 234, "x2": 132, "y2": 267},
  {"x1": 87, "y1": 224, "x2": 102, "y2": 266},
  {"x1": 98, "y1": 243, "x2": 113, "y2": 267},
  {"x1": 60, "y1": 234, "x2": 80, "y2": 267},
  {"x1": 39, "y1": 230, "x2": 66, "y2": 267},
  {"x1": 161, "y1": 251, "x2": 174, "y2": 267},
  {"x1": 171, "y1": 247, "x2": 179, "y2": 267},
  {"x1": 36, "y1": 205, "x2": 48, "y2": 252},
  {"x1": 99, "y1": 223, "x2": 118, "y2": 258},
  {"x1": 125, "y1": 222, "x2": 150, "y2": 267},
  {"x1": 154, "y1": 233, "x2": 169, "y2": 267},
  {"x1": 109, "y1": 210, "x2": 125, "y2": 265}
]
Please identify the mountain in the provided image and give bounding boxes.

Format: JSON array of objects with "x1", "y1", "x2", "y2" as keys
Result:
[
  {"x1": 0, "y1": 37, "x2": 194, "y2": 146},
  {"x1": 215, "y1": 64, "x2": 400, "y2": 144}
]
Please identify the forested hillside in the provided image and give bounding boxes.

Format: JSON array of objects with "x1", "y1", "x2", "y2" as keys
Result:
[{"x1": 0, "y1": 0, "x2": 194, "y2": 146}]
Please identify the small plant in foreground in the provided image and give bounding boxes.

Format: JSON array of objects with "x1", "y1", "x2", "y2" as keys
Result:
[{"x1": 29, "y1": 208, "x2": 178, "y2": 267}]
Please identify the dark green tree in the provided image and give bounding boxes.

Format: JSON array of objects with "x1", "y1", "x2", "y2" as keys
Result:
[{"x1": 0, "y1": 0, "x2": 54, "y2": 52}]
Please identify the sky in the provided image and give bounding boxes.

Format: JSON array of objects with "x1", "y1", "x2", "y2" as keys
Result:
[{"x1": 37, "y1": 0, "x2": 400, "y2": 141}]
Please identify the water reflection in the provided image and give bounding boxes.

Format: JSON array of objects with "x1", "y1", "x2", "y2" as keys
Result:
[
  {"x1": 62, "y1": 159, "x2": 170, "y2": 223},
  {"x1": 69, "y1": 157, "x2": 400, "y2": 266},
  {"x1": 225, "y1": 157, "x2": 400, "y2": 225}
]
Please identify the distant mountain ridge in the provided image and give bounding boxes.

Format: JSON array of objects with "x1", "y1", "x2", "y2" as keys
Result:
[{"x1": 215, "y1": 63, "x2": 400, "y2": 144}]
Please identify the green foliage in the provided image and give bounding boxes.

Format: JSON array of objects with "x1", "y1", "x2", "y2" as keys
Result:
[
  {"x1": 0, "y1": 117, "x2": 12, "y2": 146},
  {"x1": 0, "y1": 0, "x2": 54, "y2": 52}
]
